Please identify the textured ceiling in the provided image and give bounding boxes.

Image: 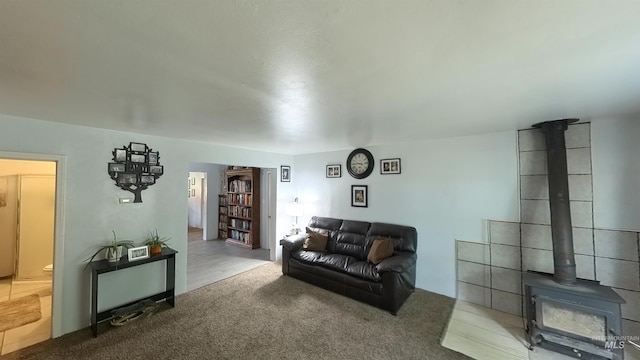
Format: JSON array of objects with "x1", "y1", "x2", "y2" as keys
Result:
[{"x1": 1, "y1": 1, "x2": 640, "y2": 154}]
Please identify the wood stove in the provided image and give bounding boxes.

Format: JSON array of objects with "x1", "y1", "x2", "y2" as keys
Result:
[{"x1": 523, "y1": 119, "x2": 626, "y2": 360}]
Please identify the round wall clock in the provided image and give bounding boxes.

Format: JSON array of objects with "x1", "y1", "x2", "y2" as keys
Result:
[{"x1": 346, "y1": 148, "x2": 374, "y2": 179}]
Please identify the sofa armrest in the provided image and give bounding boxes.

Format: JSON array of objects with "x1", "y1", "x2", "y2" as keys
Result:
[
  {"x1": 280, "y1": 234, "x2": 306, "y2": 251},
  {"x1": 376, "y1": 253, "x2": 416, "y2": 273}
]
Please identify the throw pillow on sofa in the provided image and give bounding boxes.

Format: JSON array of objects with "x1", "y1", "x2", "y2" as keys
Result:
[
  {"x1": 303, "y1": 227, "x2": 329, "y2": 251},
  {"x1": 367, "y1": 237, "x2": 394, "y2": 264}
]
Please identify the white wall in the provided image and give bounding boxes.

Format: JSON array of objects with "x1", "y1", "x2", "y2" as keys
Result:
[
  {"x1": 592, "y1": 118, "x2": 640, "y2": 231},
  {"x1": 0, "y1": 113, "x2": 292, "y2": 336},
  {"x1": 293, "y1": 131, "x2": 520, "y2": 297}
]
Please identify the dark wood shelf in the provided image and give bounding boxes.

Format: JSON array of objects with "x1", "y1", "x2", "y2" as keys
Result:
[
  {"x1": 225, "y1": 167, "x2": 260, "y2": 249},
  {"x1": 90, "y1": 247, "x2": 178, "y2": 337}
]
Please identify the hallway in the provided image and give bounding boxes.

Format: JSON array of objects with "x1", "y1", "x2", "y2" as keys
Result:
[{"x1": 186, "y1": 228, "x2": 270, "y2": 292}]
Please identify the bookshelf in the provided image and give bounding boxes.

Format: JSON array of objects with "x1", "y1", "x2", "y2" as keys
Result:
[
  {"x1": 225, "y1": 167, "x2": 260, "y2": 249},
  {"x1": 217, "y1": 194, "x2": 228, "y2": 240}
]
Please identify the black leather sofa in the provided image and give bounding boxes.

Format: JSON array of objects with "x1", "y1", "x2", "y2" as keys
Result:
[{"x1": 280, "y1": 216, "x2": 418, "y2": 314}]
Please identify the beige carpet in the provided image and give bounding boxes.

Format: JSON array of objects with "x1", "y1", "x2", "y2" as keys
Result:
[
  {"x1": 0, "y1": 294, "x2": 41, "y2": 332},
  {"x1": 1, "y1": 263, "x2": 470, "y2": 360}
]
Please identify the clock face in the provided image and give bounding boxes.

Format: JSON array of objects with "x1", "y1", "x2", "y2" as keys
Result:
[{"x1": 347, "y1": 148, "x2": 374, "y2": 179}]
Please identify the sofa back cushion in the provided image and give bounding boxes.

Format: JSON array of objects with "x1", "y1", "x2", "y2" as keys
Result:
[
  {"x1": 333, "y1": 220, "x2": 371, "y2": 259},
  {"x1": 366, "y1": 222, "x2": 417, "y2": 254},
  {"x1": 307, "y1": 216, "x2": 417, "y2": 260}
]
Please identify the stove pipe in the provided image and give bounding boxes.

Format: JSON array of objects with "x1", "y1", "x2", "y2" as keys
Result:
[{"x1": 531, "y1": 118, "x2": 579, "y2": 286}]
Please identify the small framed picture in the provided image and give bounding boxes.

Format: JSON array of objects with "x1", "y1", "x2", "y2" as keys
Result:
[
  {"x1": 149, "y1": 165, "x2": 164, "y2": 174},
  {"x1": 326, "y1": 164, "x2": 341, "y2": 178},
  {"x1": 130, "y1": 154, "x2": 146, "y2": 163},
  {"x1": 281, "y1": 165, "x2": 291, "y2": 182},
  {"x1": 148, "y1": 152, "x2": 158, "y2": 165},
  {"x1": 114, "y1": 149, "x2": 127, "y2": 162},
  {"x1": 117, "y1": 173, "x2": 137, "y2": 185},
  {"x1": 380, "y1": 158, "x2": 401, "y2": 175},
  {"x1": 351, "y1": 185, "x2": 368, "y2": 208},
  {"x1": 129, "y1": 142, "x2": 147, "y2": 153},
  {"x1": 128, "y1": 246, "x2": 150, "y2": 261},
  {"x1": 108, "y1": 163, "x2": 126, "y2": 173},
  {"x1": 140, "y1": 174, "x2": 155, "y2": 184},
  {"x1": 191, "y1": 188, "x2": 195, "y2": 197}
]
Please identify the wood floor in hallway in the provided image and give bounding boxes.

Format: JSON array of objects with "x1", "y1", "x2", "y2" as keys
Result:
[{"x1": 186, "y1": 228, "x2": 271, "y2": 293}]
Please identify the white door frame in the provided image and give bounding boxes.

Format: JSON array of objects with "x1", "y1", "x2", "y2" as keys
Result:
[{"x1": 0, "y1": 151, "x2": 66, "y2": 338}]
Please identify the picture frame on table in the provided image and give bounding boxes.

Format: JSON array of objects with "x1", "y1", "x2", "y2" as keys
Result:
[
  {"x1": 351, "y1": 185, "x2": 368, "y2": 208},
  {"x1": 326, "y1": 164, "x2": 341, "y2": 178},
  {"x1": 128, "y1": 246, "x2": 150, "y2": 261},
  {"x1": 380, "y1": 158, "x2": 401, "y2": 175},
  {"x1": 281, "y1": 165, "x2": 291, "y2": 182}
]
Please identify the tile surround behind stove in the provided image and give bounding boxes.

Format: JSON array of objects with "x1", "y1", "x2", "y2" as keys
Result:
[{"x1": 455, "y1": 122, "x2": 640, "y2": 335}]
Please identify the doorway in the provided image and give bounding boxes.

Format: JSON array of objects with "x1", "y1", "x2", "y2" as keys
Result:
[
  {"x1": 185, "y1": 163, "x2": 275, "y2": 292},
  {"x1": 187, "y1": 172, "x2": 206, "y2": 242},
  {"x1": 0, "y1": 159, "x2": 58, "y2": 355}
]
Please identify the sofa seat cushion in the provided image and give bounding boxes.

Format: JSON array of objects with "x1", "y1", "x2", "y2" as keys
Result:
[
  {"x1": 345, "y1": 261, "x2": 381, "y2": 282},
  {"x1": 291, "y1": 250, "x2": 381, "y2": 282}
]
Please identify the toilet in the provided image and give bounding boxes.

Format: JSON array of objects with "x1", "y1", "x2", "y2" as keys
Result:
[{"x1": 43, "y1": 264, "x2": 53, "y2": 273}]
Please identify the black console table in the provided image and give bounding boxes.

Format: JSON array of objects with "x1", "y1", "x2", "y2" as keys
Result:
[{"x1": 90, "y1": 247, "x2": 178, "y2": 337}]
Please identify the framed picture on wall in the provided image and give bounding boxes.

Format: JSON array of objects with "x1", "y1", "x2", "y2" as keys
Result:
[
  {"x1": 326, "y1": 164, "x2": 341, "y2": 178},
  {"x1": 380, "y1": 158, "x2": 401, "y2": 174},
  {"x1": 281, "y1": 165, "x2": 291, "y2": 182},
  {"x1": 351, "y1": 185, "x2": 368, "y2": 208}
]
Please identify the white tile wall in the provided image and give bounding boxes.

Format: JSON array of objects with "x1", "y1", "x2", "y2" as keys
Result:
[
  {"x1": 489, "y1": 221, "x2": 520, "y2": 246},
  {"x1": 457, "y1": 281, "x2": 491, "y2": 307},
  {"x1": 491, "y1": 266, "x2": 522, "y2": 294},
  {"x1": 519, "y1": 151, "x2": 548, "y2": 175},
  {"x1": 491, "y1": 289, "x2": 522, "y2": 316},
  {"x1": 457, "y1": 241, "x2": 490, "y2": 265},
  {"x1": 568, "y1": 175, "x2": 593, "y2": 201},
  {"x1": 570, "y1": 201, "x2": 594, "y2": 228},
  {"x1": 573, "y1": 227, "x2": 594, "y2": 255},
  {"x1": 575, "y1": 254, "x2": 595, "y2": 280},
  {"x1": 522, "y1": 248, "x2": 554, "y2": 274},
  {"x1": 457, "y1": 260, "x2": 491, "y2": 287},
  {"x1": 518, "y1": 129, "x2": 545, "y2": 152},
  {"x1": 490, "y1": 244, "x2": 521, "y2": 270},
  {"x1": 521, "y1": 199, "x2": 550, "y2": 225},
  {"x1": 521, "y1": 224, "x2": 552, "y2": 250},
  {"x1": 565, "y1": 123, "x2": 591, "y2": 149},
  {"x1": 594, "y1": 229, "x2": 639, "y2": 262},
  {"x1": 596, "y1": 257, "x2": 640, "y2": 291},
  {"x1": 521, "y1": 175, "x2": 548, "y2": 200},
  {"x1": 567, "y1": 148, "x2": 592, "y2": 174}
]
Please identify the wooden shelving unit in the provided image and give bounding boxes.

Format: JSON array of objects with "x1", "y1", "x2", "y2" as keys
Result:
[
  {"x1": 217, "y1": 194, "x2": 228, "y2": 240},
  {"x1": 225, "y1": 167, "x2": 260, "y2": 249}
]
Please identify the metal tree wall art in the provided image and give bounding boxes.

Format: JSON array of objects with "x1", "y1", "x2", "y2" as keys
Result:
[{"x1": 107, "y1": 142, "x2": 164, "y2": 203}]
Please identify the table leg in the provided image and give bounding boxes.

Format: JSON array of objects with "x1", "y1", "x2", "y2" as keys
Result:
[
  {"x1": 91, "y1": 270, "x2": 98, "y2": 337},
  {"x1": 166, "y1": 254, "x2": 176, "y2": 307}
]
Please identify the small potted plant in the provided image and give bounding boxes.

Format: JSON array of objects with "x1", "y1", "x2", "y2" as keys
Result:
[
  {"x1": 145, "y1": 229, "x2": 171, "y2": 256},
  {"x1": 86, "y1": 230, "x2": 135, "y2": 263}
]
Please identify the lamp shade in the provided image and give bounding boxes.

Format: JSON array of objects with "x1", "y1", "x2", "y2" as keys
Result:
[{"x1": 286, "y1": 202, "x2": 304, "y2": 217}]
